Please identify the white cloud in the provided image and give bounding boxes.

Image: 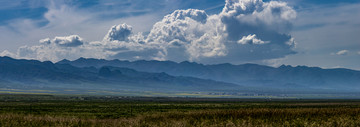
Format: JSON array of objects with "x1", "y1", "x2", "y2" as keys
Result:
[
  {"x1": 163, "y1": 9, "x2": 208, "y2": 23},
  {"x1": 12, "y1": 35, "x2": 110, "y2": 62},
  {"x1": 144, "y1": 9, "x2": 227, "y2": 61},
  {"x1": 104, "y1": 24, "x2": 133, "y2": 41},
  {"x1": 0, "y1": 50, "x2": 16, "y2": 58},
  {"x1": 220, "y1": 0, "x2": 296, "y2": 33},
  {"x1": 51, "y1": 35, "x2": 84, "y2": 47},
  {"x1": 237, "y1": 34, "x2": 268, "y2": 44},
  {"x1": 336, "y1": 50, "x2": 349, "y2": 56},
  {"x1": 137, "y1": 0, "x2": 297, "y2": 63},
  {"x1": 2, "y1": 0, "x2": 298, "y2": 64}
]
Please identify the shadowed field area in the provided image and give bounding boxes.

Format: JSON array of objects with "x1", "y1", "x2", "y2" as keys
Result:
[{"x1": 1, "y1": 94, "x2": 360, "y2": 126}]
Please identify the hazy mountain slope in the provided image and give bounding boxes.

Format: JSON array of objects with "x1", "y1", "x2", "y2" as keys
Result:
[
  {"x1": 58, "y1": 58, "x2": 360, "y2": 92},
  {"x1": 1, "y1": 56, "x2": 359, "y2": 94},
  {"x1": 0, "y1": 56, "x2": 241, "y2": 92}
]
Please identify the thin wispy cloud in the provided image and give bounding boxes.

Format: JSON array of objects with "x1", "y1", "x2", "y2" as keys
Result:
[{"x1": 335, "y1": 50, "x2": 349, "y2": 56}]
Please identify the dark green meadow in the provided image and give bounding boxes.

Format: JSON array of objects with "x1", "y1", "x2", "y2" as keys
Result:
[{"x1": 1, "y1": 95, "x2": 360, "y2": 126}]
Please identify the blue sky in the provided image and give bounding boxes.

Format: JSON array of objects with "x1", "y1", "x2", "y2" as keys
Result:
[{"x1": 0, "y1": 0, "x2": 359, "y2": 70}]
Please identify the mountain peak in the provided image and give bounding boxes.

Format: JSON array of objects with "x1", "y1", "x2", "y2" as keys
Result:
[
  {"x1": 76, "y1": 57, "x2": 88, "y2": 61},
  {"x1": 58, "y1": 59, "x2": 70, "y2": 63},
  {"x1": 279, "y1": 64, "x2": 292, "y2": 68},
  {"x1": 180, "y1": 61, "x2": 201, "y2": 65}
]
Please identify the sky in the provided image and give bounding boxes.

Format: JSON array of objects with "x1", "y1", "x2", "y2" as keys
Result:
[{"x1": 0, "y1": 0, "x2": 359, "y2": 70}]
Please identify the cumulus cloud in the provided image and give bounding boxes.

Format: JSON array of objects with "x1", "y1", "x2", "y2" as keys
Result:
[
  {"x1": 13, "y1": 35, "x2": 88, "y2": 61},
  {"x1": 221, "y1": 0, "x2": 296, "y2": 33},
  {"x1": 42, "y1": 35, "x2": 85, "y2": 47},
  {"x1": 0, "y1": 50, "x2": 16, "y2": 58},
  {"x1": 2, "y1": 0, "x2": 298, "y2": 64},
  {"x1": 336, "y1": 50, "x2": 349, "y2": 56},
  {"x1": 144, "y1": 9, "x2": 228, "y2": 61},
  {"x1": 138, "y1": 0, "x2": 297, "y2": 63},
  {"x1": 237, "y1": 34, "x2": 268, "y2": 44},
  {"x1": 163, "y1": 9, "x2": 208, "y2": 23},
  {"x1": 104, "y1": 24, "x2": 133, "y2": 41},
  {"x1": 11, "y1": 35, "x2": 110, "y2": 62}
]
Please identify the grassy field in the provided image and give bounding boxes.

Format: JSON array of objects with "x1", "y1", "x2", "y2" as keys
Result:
[{"x1": 0, "y1": 94, "x2": 360, "y2": 126}]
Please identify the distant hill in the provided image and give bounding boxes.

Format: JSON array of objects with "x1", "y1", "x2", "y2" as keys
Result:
[
  {"x1": 58, "y1": 57, "x2": 360, "y2": 93},
  {"x1": 0, "y1": 56, "x2": 240, "y2": 92}
]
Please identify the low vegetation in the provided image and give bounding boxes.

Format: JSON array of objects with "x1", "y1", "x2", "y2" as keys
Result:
[{"x1": 0, "y1": 94, "x2": 360, "y2": 126}]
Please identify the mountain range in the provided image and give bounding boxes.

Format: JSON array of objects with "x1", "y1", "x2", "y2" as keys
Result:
[
  {"x1": 0, "y1": 56, "x2": 240, "y2": 93},
  {"x1": 58, "y1": 57, "x2": 360, "y2": 92},
  {"x1": 1, "y1": 56, "x2": 360, "y2": 95}
]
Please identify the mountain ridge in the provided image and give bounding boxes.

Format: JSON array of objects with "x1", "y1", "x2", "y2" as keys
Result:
[
  {"x1": 57, "y1": 57, "x2": 360, "y2": 92},
  {"x1": 1, "y1": 56, "x2": 360, "y2": 95},
  {"x1": 0, "y1": 56, "x2": 241, "y2": 92}
]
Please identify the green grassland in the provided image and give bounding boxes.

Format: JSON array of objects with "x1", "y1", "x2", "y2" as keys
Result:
[{"x1": 1, "y1": 94, "x2": 360, "y2": 126}]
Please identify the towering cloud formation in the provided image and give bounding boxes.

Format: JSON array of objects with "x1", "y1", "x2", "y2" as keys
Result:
[
  {"x1": 144, "y1": 9, "x2": 226, "y2": 61},
  {"x1": 2, "y1": 0, "x2": 297, "y2": 64}
]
